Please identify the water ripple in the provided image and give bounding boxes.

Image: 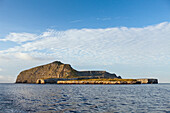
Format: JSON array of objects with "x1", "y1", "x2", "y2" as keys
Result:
[{"x1": 0, "y1": 84, "x2": 170, "y2": 113}]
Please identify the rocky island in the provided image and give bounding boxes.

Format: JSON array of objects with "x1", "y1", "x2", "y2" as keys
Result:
[{"x1": 16, "y1": 61, "x2": 158, "y2": 84}]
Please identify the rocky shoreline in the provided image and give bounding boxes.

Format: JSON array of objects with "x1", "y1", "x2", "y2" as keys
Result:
[{"x1": 35, "y1": 78, "x2": 158, "y2": 84}]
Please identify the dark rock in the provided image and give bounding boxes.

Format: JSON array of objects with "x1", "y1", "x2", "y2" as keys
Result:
[{"x1": 16, "y1": 61, "x2": 120, "y2": 84}]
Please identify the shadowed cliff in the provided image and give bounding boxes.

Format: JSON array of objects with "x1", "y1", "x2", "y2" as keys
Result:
[{"x1": 16, "y1": 61, "x2": 120, "y2": 83}]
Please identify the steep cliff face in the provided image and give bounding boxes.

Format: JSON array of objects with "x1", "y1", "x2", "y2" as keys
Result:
[
  {"x1": 16, "y1": 61, "x2": 78, "y2": 83},
  {"x1": 16, "y1": 61, "x2": 120, "y2": 84},
  {"x1": 78, "y1": 71, "x2": 120, "y2": 78}
]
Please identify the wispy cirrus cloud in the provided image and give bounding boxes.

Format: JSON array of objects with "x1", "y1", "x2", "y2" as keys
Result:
[
  {"x1": 0, "y1": 22, "x2": 170, "y2": 66},
  {"x1": 0, "y1": 22, "x2": 170, "y2": 83},
  {"x1": 0, "y1": 32, "x2": 39, "y2": 43}
]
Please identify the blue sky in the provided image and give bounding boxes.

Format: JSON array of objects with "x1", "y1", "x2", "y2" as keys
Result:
[
  {"x1": 0, "y1": 0, "x2": 170, "y2": 34},
  {"x1": 0, "y1": 0, "x2": 170, "y2": 83}
]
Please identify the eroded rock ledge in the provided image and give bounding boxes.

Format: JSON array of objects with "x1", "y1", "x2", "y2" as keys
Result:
[{"x1": 16, "y1": 61, "x2": 158, "y2": 84}]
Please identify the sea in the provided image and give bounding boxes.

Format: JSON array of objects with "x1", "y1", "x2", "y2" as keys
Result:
[{"x1": 0, "y1": 83, "x2": 170, "y2": 113}]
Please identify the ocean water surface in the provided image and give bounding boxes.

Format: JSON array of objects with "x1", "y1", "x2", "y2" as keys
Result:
[{"x1": 0, "y1": 83, "x2": 170, "y2": 113}]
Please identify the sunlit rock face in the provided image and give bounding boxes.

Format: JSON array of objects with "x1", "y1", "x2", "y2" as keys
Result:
[
  {"x1": 16, "y1": 61, "x2": 79, "y2": 83},
  {"x1": 16, "y1": 61, "x2": 120, "y2": 84}
]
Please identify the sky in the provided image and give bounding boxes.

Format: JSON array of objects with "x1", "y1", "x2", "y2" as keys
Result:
[{"x1": 0, "y1": 0, "x2": 170, "y2": 83}]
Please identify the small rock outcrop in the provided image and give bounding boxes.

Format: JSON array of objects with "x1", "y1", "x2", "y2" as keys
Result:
[
  {"x1": 16, "y1": 61, "x2": 120, "y2": 84},
  {"x1": 136, "y1": 79, "x2": 158, "y2": 84}
]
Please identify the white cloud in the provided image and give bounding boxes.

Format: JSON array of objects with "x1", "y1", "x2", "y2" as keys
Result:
[
  {"x1": 0, "y1": 68, "x2": 2, "y2": 71},
  {"x1": 0, "y1": 75, "x2": 15, "y2": 83},
  {"x1": 0, "y1": 22, "x2": 170, "y2": 83},
  {"x1": 0, "y1": 22, "x2": 170, "y2": 66},
  {"x1": 0, "y1": 75, "x2": 3, "y2": 79},
  {"x1": 0, "y1": 32, "x2": 39, "y2": 43},
  {"x1": 14, "y1": 52, "x2": 34, "y2": 60}
]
